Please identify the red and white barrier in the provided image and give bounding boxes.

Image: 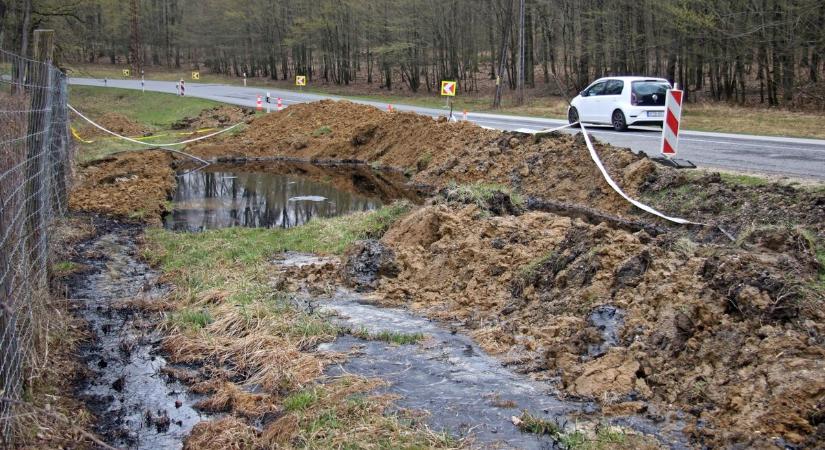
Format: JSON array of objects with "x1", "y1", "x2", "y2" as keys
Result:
[
  {"x1": 277, "y1": 98, "x2": 283, "y2": 111},
  {"x1": 660, "y1": 89, "x2": 683, "y2": 156},
  {"x1": 256, "y1": 95, "x2": 263, "y2": 112}
]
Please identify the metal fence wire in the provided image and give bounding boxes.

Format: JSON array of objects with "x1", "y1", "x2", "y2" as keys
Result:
[{"x1": 0, "y1": 44, "x2": 73, "y2": 445}]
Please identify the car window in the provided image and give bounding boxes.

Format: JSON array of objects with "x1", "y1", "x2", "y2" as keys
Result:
[
  {"x1": 584, "y1": 81, "x2": 606, "y2": 97},
  {"x1": 604, "y1": 80, "x2": 624, "y2": 95},
  {"x1": 632, "y1": 80, "x2": 671, "y2": 106}
]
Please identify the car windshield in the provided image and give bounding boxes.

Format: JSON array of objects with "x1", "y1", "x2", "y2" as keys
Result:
[{"x1": 632, "y1": 80, "x2": 670, "y2": 106}]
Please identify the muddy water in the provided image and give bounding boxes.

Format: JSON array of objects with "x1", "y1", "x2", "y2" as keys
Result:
[
  {"x1": 69, "y1": 223, "x2": 205, "y2": 449},
  {"x1": 313, "y1": 290, "x2": 690, "y2": 449},
  {"x1": 164, "y1": 162, "x2": 417, "y2": 231}
]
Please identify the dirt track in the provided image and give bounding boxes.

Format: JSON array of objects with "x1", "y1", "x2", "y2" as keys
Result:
[{"x1": 68, "y1": 100, "x2": 825, "y2": 448}]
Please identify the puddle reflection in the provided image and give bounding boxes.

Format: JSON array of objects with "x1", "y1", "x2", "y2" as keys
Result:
[{"x1": 164, "y1": 165, "x2": 387, "y2": 231}]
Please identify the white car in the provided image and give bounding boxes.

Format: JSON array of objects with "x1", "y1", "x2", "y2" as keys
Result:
[{"x1": 567, "y1": 76, "x2": 672, "y2": 131}]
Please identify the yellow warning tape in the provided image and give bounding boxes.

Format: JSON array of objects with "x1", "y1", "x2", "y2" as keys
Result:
[
  {"x1": 70, "y1": 126, "x2": 94, "y2": 144},
  {"x1": 72, "y1": 126, "x2": 218, "y2": 144}
]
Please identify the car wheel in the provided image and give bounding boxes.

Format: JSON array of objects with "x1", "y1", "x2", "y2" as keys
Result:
[
  {"x1": 611, "y1": 110, "x2": 628, "y2": 131},
  {"x1": 568, "y1": 107, "x2": 581, "y2": 127}
]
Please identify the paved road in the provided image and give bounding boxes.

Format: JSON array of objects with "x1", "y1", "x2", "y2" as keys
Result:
[{"x1": 69, "y1": 78, "x2": 825, "y2": 181}]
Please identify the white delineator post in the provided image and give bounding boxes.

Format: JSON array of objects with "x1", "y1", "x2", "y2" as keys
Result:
[
  {"x1": 660, "y1": 88, "x2": 683, "y2": 157},
  {"x1": 180, "y1": 79, "x2": 185, "y2": 97}
]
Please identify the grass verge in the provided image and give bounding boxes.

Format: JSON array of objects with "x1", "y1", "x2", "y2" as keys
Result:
[{"x1": 143, "y1": 203, "x2": 455, "y2": 448}]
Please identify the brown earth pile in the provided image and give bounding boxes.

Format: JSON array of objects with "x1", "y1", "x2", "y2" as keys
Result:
[
  {"x1": 68, "y1": 150, "x2": 174, "y2": 223},
  {"x1": 173, "y1": 105, "x2": 253, "y2": 130},
  {"x1": 190, "y1": 100, "x2": 824, "y2": 238},
  {"x1": 79, "y1": 112, "x2": 148, "y2": 138},
  {"x1": 189, "y1": 100, "x2": 656, "y2": 218},
  {"x1": 369, "y1": 201, "x2": 825, "y2": 448}
]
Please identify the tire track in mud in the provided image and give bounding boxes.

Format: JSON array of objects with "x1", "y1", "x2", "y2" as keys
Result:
[{"x1": 67, "y1": 220, "x2": 206, "y2": 449}]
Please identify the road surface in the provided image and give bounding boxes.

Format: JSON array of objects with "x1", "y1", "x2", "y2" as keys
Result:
[{"x1": 69, "y1": 78, "x2": 825, "y2": 181}]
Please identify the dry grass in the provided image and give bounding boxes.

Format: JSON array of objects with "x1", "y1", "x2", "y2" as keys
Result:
[
  {"x1": 681, "y1": 102, "x2": 825, "y2": 139},
  {"x1": 10, "y1": 218, "x2": 100, "y2": 449},
  {"x1": 145, "y1": 207, "x2": 457, "y2": 448}
]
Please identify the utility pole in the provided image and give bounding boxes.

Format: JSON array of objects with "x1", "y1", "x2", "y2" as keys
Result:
[
  {"x1": 129, "y1": 0, "x2": 143, "y2": 76},
  {"x1": 516, "y1": 0, "x2": 525, "y2": 105}
]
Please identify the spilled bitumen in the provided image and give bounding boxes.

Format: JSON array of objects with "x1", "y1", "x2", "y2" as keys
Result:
[
  {"x1": 303, "y1": 287, "x2": 692, "y2": 449},
  {"x1": 68, "y1": 220, "x2": 206, "y2": 449}
]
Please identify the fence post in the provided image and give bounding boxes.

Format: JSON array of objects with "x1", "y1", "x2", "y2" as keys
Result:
[{"x1": 24, "y1": 30, "x2": 55, "y2": 283}]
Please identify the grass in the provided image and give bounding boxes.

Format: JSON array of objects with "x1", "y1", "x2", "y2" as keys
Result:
[
  {"x1": 443, "y1": 182, "x2": 524, "y2": 210},
  {"x1": 515, "y1": 412, "x2": 639, "y2": 450},
  {"x1": 169, "y1": 308, "x2": 212, "y2": 330},
  {"x1": 145, "y1": 201, "x2": 412, "y2": 269},
  {"x1": 142, "y1": 204, "x2": 457, "y2": 447},
  {"x1": 718, "y1": 172, "x2": 769, "y2": 187},
  {"x1": 351, "y1": 327, "x2": 426, "y2": 345},
  {"x1": 801, "y1": 229, "x2": 825, "y2": 293},
  {"x1": 69, "y1": 86, "x2": 223, "y2": 162},
  {"x1": 283, "y1": 388, "x2": 320, "y2": 412},
  {"x1": 311, "y1": 125, "x2": 332, "y2": 137},
  {"x1": 70, "y1": 85, "x2": 220, "y2": 129}
]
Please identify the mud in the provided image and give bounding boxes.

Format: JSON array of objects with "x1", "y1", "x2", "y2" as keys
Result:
[
  {"x1": 70, "y1": 151, "x2": 175, "y2": 224},
  {"x1": 79, "y1": 112, "x2": 148, "y2": 138},
  {"x1": 67, "y1": 219, "x2": 206, "y2": 449},
  {"x1": 307, "y1": 289, "x2": 686, "y2": 448},
  {"x1": 171, "y1": 105, "x2": 253, "y2": 130}
]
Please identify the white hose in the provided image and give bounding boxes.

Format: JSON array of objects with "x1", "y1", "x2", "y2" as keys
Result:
[{"x1": 67, "y1": 104, "x2": 244, "y2": 164}]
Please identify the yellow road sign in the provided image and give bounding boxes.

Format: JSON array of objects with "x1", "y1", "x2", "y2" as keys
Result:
[
  {"x1": 192, "y1": 71, "x2": 200, "y2": 80},
  {"x1": 296, "y1": 75, "x2": 307, "y2": 87},
  {"x1": 440, "y1": 80, "x2": 457, "y2": 97},
  {"x1": 122, "y1": 69, "x2": 131, "y2": 77}
]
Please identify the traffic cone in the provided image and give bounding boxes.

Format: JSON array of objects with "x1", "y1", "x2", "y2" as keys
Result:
[
  {"x1": 256, "y1": 95, "x2": 263, "y2": 112},
  {"x1": 387, "y1": 104, "x2": 393, "y2": 112},
  {"x1": 463, "y1": 110, "x2": 468, "y2": 121},
  {"x1": 277, "y1": 98, "x2": 283, "y2": 111}
]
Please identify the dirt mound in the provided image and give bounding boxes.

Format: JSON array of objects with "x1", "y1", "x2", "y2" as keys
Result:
[
  {"x1": 172, "y1": 105, "x2": 253, "y2": 130},
  {"x1": 371, "y1": 202, "x2": 825, "y2": 448},
  {"x1": 80, "y1": 112, "x2": 148, "y2": 138},
  {"x1": 189, "y1": 100, "x2": 658, "y2": 218},
  {"x1": 68, "y1": 150, "x2": 174, "y2": 223}
]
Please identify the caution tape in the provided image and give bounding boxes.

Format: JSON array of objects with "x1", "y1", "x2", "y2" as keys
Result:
[
  {"x1": 578, "y1": 122, "x2": 702, "y2": 226},
  {"x1": 70, "y1": 126, "x2": 94, "y2": 144},
  {"x1": 67, "y1": 104, "x2": 246, "y2": 164}
]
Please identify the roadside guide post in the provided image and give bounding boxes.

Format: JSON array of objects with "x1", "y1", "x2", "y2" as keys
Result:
[
  {"x1": 180, "y1": 79, "x2": 185, "y2": 97},
  {"x1": 243, "y1": 72, "x2": 247, "y2": 87},
  {"x1": 441, "y1": 80, "x2": 457, "y2": 121},
  {"x1": 266, "y1": 92, "x2": 271, "y2": 113},
  {"x1": 661, "y1": 83, "x2": 683, "y2": 158},
  {"x1": 141, "y1": 69, "x2": 145, "y2": 93}
]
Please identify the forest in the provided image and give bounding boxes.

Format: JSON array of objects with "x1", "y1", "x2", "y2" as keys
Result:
[{"x1": 2, "y1": 0, "x2": 825, "y2": 108}]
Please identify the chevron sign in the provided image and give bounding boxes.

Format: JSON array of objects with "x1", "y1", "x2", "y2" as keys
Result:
[
  {"x1": 440, "y1": 81, "x2": 456, "y2": 97},
  {"x1": 661, "y1": 89, "x2": 683, "y2": 156}
]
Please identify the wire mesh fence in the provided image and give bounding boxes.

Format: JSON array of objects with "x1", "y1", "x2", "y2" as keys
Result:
[{"x1": 0, "y1": 42, "x2": 73, "y2": 445}]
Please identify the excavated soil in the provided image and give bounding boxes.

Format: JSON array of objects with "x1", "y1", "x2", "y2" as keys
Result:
[
  {"x1": 79, "y1": 112, "x2": 148, "y2": 138},
  {"x1": 67, "y1": 100, "x2": 825, "y2": 448},
  {"x1": 69, "y1": 150, "x2": 175, "y2": 224},
  {"x1": 189, "y1": 100, "x2": 824, "y2": 238},
  {"x1": 172, "y1": 105, "x2": 254, "y2": 130}
]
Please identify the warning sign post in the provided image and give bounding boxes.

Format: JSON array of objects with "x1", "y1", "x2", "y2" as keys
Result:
[
  {"x1": 660, "y1": 89, "x2": 683, "y2": 157},
  {"x1": 441, "y1": 81, "x2": 457, "y2": 121},
  {"x1": 296, "y1": 76, "x2": 307, "y2": 87}
]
